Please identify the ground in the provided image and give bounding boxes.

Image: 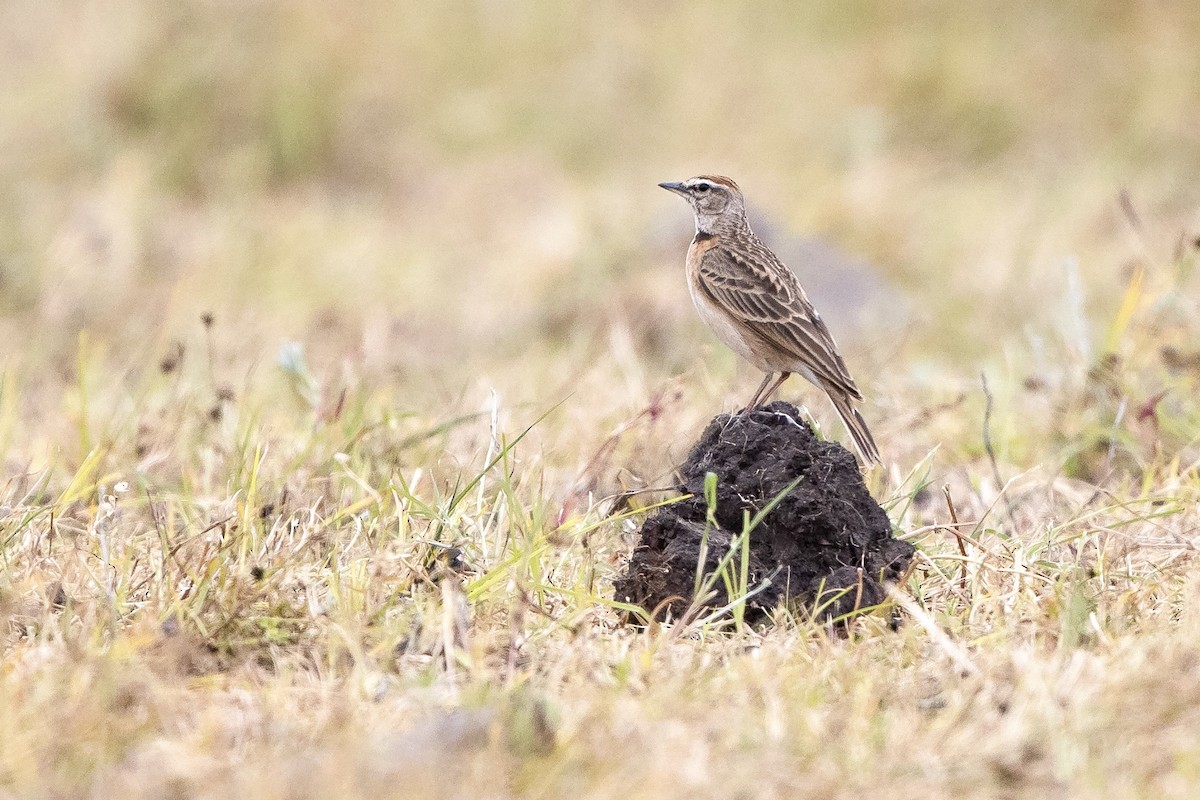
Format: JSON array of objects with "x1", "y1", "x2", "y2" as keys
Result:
[{"x1": 2, "y1": 3, "x2": 1200, "y2": 798}]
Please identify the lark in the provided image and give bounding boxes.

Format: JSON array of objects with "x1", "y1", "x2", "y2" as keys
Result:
[{"x1": 659, "y1": 175, "x2": 880, "y2": 464}]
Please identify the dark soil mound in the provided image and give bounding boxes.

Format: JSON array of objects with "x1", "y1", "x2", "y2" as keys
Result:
[{"x1": 613, "y1": 401, "x2": 913, "y2": 623}]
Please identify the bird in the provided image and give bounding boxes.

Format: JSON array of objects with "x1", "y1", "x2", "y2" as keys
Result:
[{"x1": 658, "y1": 175, "x2": 880, "y2": 464}]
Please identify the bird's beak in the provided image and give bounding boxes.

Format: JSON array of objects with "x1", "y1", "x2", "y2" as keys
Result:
[{"x1": 658, "y1": 181, "x2": 689, "y2": 197}]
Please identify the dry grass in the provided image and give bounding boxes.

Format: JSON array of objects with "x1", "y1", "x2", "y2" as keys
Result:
[{"x1": 3, "y1": 2, "x2": 1200, "y2": 798}]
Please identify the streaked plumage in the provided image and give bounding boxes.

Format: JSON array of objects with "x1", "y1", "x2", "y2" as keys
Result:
[{"x1": 659, "y1": 175, "x2": 880, "y2": 464}]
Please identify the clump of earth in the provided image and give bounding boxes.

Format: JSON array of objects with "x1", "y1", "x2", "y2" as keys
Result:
[{"x1": 613, "y1": 401, "x2": 914, "y2": 623}]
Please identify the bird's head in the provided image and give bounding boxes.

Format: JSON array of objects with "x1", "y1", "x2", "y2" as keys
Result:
[{"x1": 658, "y1": 175, "x2": 746, "y2": 233}]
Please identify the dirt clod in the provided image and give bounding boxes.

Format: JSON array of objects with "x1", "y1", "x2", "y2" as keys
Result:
[{"x1": 614, "y1": 401, "x2": 913, "y2": 623}]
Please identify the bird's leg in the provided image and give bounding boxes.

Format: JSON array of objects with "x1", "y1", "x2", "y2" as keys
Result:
[
  {"x1": 760, "y1": 371, "x2": 791, "y2": 405},
  {"x1": 741, "y1": 372, "x2": 777, "y2": 413}
]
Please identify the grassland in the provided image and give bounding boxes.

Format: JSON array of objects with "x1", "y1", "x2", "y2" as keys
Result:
[{"x1": 2, "y1": 2, "x2": 1200, "y2": 798}]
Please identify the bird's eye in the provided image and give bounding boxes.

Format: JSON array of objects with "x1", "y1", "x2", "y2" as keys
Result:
[{"x1": 694, "y1": 183, "x2": 711, "y2": 193}]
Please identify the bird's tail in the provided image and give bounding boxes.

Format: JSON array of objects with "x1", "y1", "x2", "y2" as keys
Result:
[{"x1": 827, "y1": 390, "x2": 881, "y2": 465}]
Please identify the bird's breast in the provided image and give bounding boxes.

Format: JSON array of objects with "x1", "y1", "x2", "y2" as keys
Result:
[{"x1": 684, "y1": 238, "x2": 772, "y2": 372}]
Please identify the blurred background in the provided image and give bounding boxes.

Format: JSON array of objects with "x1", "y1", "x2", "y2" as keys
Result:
[{"x1": 1, "y1": 1, "x2": 1198, "y2": 474}]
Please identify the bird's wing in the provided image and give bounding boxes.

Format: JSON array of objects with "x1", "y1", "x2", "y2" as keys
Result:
[{"x1": 695, "y1": 239, "x2": 863, "y2": 400}]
